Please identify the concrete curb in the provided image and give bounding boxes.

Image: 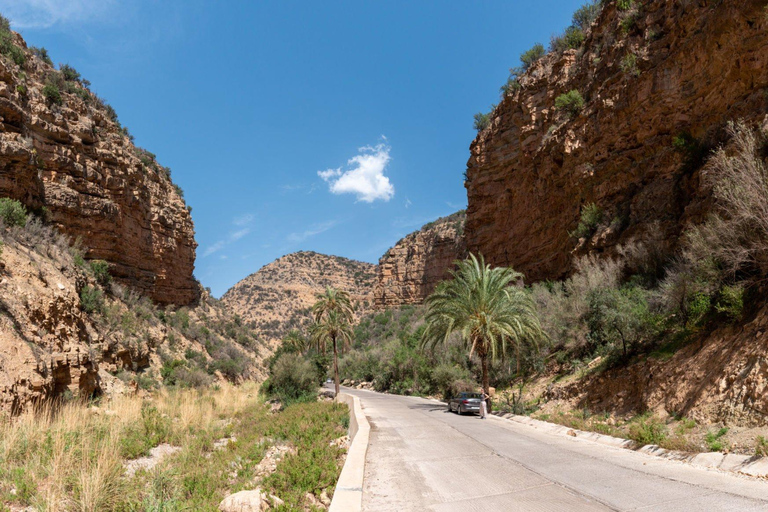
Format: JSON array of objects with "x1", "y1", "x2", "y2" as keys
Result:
[
  {"x1": 490, "y1": 411, "x2": 768, "y2": 479},
  {"x1": 329, "y1": 393, "x2": 370, "y2": 512}
]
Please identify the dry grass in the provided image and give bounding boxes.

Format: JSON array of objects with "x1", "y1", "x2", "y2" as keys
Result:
[{"x1": 0, "y1": 383, "x2": 348, "y2": 511}]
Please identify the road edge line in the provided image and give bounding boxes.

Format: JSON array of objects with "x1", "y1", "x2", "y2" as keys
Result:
[{"x1": 330, "y1": 393, "x2": 370, "y2": 512}]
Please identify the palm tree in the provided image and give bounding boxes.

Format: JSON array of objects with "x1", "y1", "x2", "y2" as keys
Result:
[
  {"x1": 310, "y1": 309, "x2": 353, "y2": 397},
  {"x1": 421, "y1": 253, "x2": 544, "y2": 411},
  {"x1": 312, "y1": 287, "x2": 354, "y2": 324},
  {"x1": 281, "y1": 329, "x2": 308, "y2": 354}
]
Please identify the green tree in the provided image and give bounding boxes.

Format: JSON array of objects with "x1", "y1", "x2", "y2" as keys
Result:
[
  {"x1": 281, "y1": 329, "x2": 308, "y2": 354},
  {"x1": 311, "y1": 309, "x2": 354, "y2": 398},
  {"x1": 311, "y1": 287, "x2": 354, "y2": 397},
  {"x1": 421, "y1": 253, "x2": 545, "y2": 410}
]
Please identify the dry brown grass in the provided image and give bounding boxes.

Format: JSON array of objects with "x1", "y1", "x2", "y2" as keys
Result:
[{"x1": 0, "y1": 383, "x2": 259, "y2": 511}]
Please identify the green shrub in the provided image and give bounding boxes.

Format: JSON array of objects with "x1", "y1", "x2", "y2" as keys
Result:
[
  {"x1": 520, "y1": 43, "x2": 545, "y2": 71},
  {"x1": 79, "y1": 285, "x2": 104, "y2": 314},
  {"x1": 685, "y1": 291, "x2": 711, "y2": 328},
  {"x1": 705, "y1": 427, "x2": 728, "y2": 452},
  {"x1": 59, "y1": 63, "x2": 81, "y2": 83},
  {"x1": 756, "y1": 435, "x2": 768, "y2": 456},
  {"x1": 570, "y1": 202, "x2": 602, "y2": 238},
  {"x1": 628, "y1": 415, "x2": 668, "y2": 446},
  {"x1": 500, "y1": 75, "x2": 521, "y2": 98},
  {"x1": 617, "y1": 0, "x2": 634, "y2": 10},
  {"x1": 620, "y1": 53, "x2": 639, "y2": 76},
  {"x1": 264, "y1": 353, "x2": 318, "y2": 402},
  {"x1": 555, "y1": 90, "x2": 585, "y2": 117},
  {"x1": 31, "y1": 46, "x2": 53, "y2": 66},
  {"x1": 550, "y1": 26, "x2": 585, "y2": 53},
  {"x1": 473, "y1": 111, "x2": 491, "y2": 132},
  {"x1": 572, "y1": 1, "x2": 601, "y2": 30},
  {"x1": 42, "y1": 82, "x2": 62, "y2": 106},
  {"x1": 715, "y1": 284, "x2": 744, "y2": 321},
  {"x1": 89, "y1": 259, "x2": 111, "y2": 286},
  {"x1": 0, "y1": 198, "x2": 27, "y2": 227}
]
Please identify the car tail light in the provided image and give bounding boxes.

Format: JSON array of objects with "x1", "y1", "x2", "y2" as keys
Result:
[{"x1": 462, "y1": 400, "x2": 469, "y2": 404}]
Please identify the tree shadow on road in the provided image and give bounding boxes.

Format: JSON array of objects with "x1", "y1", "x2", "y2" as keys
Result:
[{"x1": 408, "y1": 403, "x2": 452, "y2": 413}]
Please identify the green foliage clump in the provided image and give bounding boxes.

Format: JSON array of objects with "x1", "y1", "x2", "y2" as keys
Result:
[
  {"x1": 119, "y1": 404, "x2": 172, "y2": 459},
  {"x1": 715, "y1": 285, "x2": 744, "y2": 322},
  {"x1": 79, "y1": 285, "x2": 104, "y2": 314},
  {"x1": 704, "y1": 427, "x2": 729, "y2": 452},
  {"x1": 42, "y1": 81, "x2": 63, "y2": 106},
  {"x1": 0, "y1": 198, "x2": 28, "y2": 227},
  {"x1": 620, "y1": 53, "x2": 640, "y2": 76},
  {"x1": 473, "y1": 111, "x2": 491, "y2": 132},
  {"x1": 550, "y1": 26, "x2": 585, "y2": 54},
  {"x1": 59, "y1": 63, "x2": 81, "y2": 83},
  {"x1": 555, "y1": 89, "x2": 585, "y2": 117},
  {"x1": 570, "y1": 202, "x2": 602, "y2": 239},
  {"x1": 520, "y1": 43, "x2": 545, "y2": 71},
  {"x1": 263, "y1": 352, "x2": 318, "y2": 403},
  {"x1": 89, "y1": 259, "x2": 112, "y2": 286},
  {"x1": 617, "y1": 0, "x2": 635, "y2": 10},
  {"x1": 572, "y1": 1, "x2": 601, "y2": 30},
  {"x1": 0, "y1": 16, "x2": 26, "y2": 68},
  {"x1": 628, "y1": 415, "x2": 668, "y2": 446},
  {"x1": 31, "y1": 46, "x2": 52, "y2": 66}
]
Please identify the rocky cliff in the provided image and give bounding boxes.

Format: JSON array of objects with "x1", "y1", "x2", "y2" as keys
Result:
[
  {"x1": 222, "y1": 251, "x2": 377, "y2": 346},
  {"x1": 0, "y1": 218, "x2": 264, "y2": 414},
  {"x1": 0, "y1": 28, "x2": 197, "y2": 305},
  {"x1": 466, "y1": 0, "x2": 768, "y2": 282},
  {"x1": 374, "y1": 211, "x2": 466, "y2": 308}
]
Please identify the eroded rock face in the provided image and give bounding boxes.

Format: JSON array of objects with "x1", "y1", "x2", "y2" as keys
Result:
[
  {"x1": 0, "y1": 31, "x2": 197, "y2": 305},
  {"x1": 465, "y1": 0, "x2": 768, "y2": 282},
  {"x1": 374, "y1": 211, "x2": 466, "y2": 308}
]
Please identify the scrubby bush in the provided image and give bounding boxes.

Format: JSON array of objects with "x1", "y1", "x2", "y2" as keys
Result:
[
  {"x1": 620, "y1": 53, "x2": 639, "y2": 76},
  {"x1": 80, "y1": 285, "x2": 104, "y2": 314},
  {"x1": 430, "y1": 363, "x2": 475, "y2": 400},
  {"x1": 264, "y1": 352, "x2": 318, "y2": 402},
  {"x1": 31, "y1": 46, "x2": 52, "y2": 66},
  {"x1": 0, "y1": 198, "x2": 28, "y2": 227},
  {"x1": 0, "y1": 18, "x2": 26, "y2": 68},
  {"x1": 473, "y1": 111, "x2": 491, "y2": 132},
  {"x1": 572, "y1": 1, "x2": 601, "y2": 30},
  {"x1": 555, "y1": 90, "x2": 585, "y2": 117},
  {"x1": 628, "y1": 414, "x2": 668, "y2": 446},
  {"x1": 90, "y1": 259, "x2": 112, "y2": 286},
  {"x1": 550, "y1": 26, "x2": 585, "y2": 54},
  {"x1": 520, "y1": 43, "x2": 545, "y2": 71},
  {"x1": 570, "y1": 202, "x2": 602, "y2": 239},
  {"x1": 42, "y1": 81, "x2": 62, "y2": 106},
  {"x1": 59, "y1": 63, "x2": 81, "y2": 83}
]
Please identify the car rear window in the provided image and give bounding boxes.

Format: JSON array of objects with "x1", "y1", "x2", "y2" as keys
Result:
[{"x1": 462, "y1": 393, "x2": 482, "y2": 399}]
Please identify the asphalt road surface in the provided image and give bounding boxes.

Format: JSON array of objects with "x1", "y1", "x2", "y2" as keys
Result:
[{"x1": 342, "y1": 387, "x2": 768, "y2": 512}]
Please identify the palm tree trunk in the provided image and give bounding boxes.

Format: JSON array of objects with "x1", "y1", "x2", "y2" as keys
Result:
[
  {"x1": 481, "y1": 352, "x2": 491, "y2": 413},
  {"x1": 332, "y1": 333, "x2": 340, "y2": 399}
]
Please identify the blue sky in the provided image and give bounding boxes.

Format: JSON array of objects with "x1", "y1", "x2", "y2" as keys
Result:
[{"x1": 1, "y1": 0, "x2": 585, "y2": 296}]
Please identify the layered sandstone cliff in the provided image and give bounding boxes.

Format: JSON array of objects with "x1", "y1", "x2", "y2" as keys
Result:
[
  {"x1": 0, "y1": 30, "x2": 197, "y2": 305},
  {"x1": 466, "y1": 0, "x2": 768, "y2": 282},
  {"x1": 222, "y1": 251, "x2": 377, "y2": 346},
  {"x1": 374, "y1": 211, "x2": 466, "y2": 308}
]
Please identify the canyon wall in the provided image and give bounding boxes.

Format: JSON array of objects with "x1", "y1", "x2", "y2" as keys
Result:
[
  {"x1": 374, "y1": 211, "x2": 466, "y2": 308},
  {"x1": 0, "y1": 31, "x2": 197, "y2": 305},
  {"x1": 466, "y1": 0, "x2": 768, "y2": 282}
]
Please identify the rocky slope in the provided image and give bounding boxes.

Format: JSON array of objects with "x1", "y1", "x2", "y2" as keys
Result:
[
  {"x1": 221, "y1": 251, "x2": 377, "y2": 346},
  {"x1": 466, "y1": 0, "x2": 768, "y2": 282},
  {"x1": 374, "y1": 211, "x2": 466, "y2": 308},
  {"x1": 0, "y1": 27, "x2": 197, "y2": 305},
  {"x1": 0, "y1": 218, "x2": 264, "y2": 414}
]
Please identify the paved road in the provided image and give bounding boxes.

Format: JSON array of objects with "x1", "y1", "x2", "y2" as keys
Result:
[{"x1": 343, "y1": 387, "x2": 768, "y2": 512}]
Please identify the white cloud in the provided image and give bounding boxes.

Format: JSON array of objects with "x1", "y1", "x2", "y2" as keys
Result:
[
  {"x1": 287, "y1": 220, "x2": 339, "y2": 244},
  {"x1": 202, "y1": 217, "x2": 254, "y2": 257},
  {"x1": 0, "y1": 0, "x2": 118, "y2": 29},
  {"x1": 318, "y1": 142, "x2": 394, "y2": 203},
  {"x1": 232, "y1": 213, "x2": 254, "y2": 226}
]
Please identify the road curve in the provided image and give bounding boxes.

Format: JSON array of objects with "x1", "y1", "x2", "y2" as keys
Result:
[{"x1": 342, "y1": 387, "x2": 768, "y2": 512}]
